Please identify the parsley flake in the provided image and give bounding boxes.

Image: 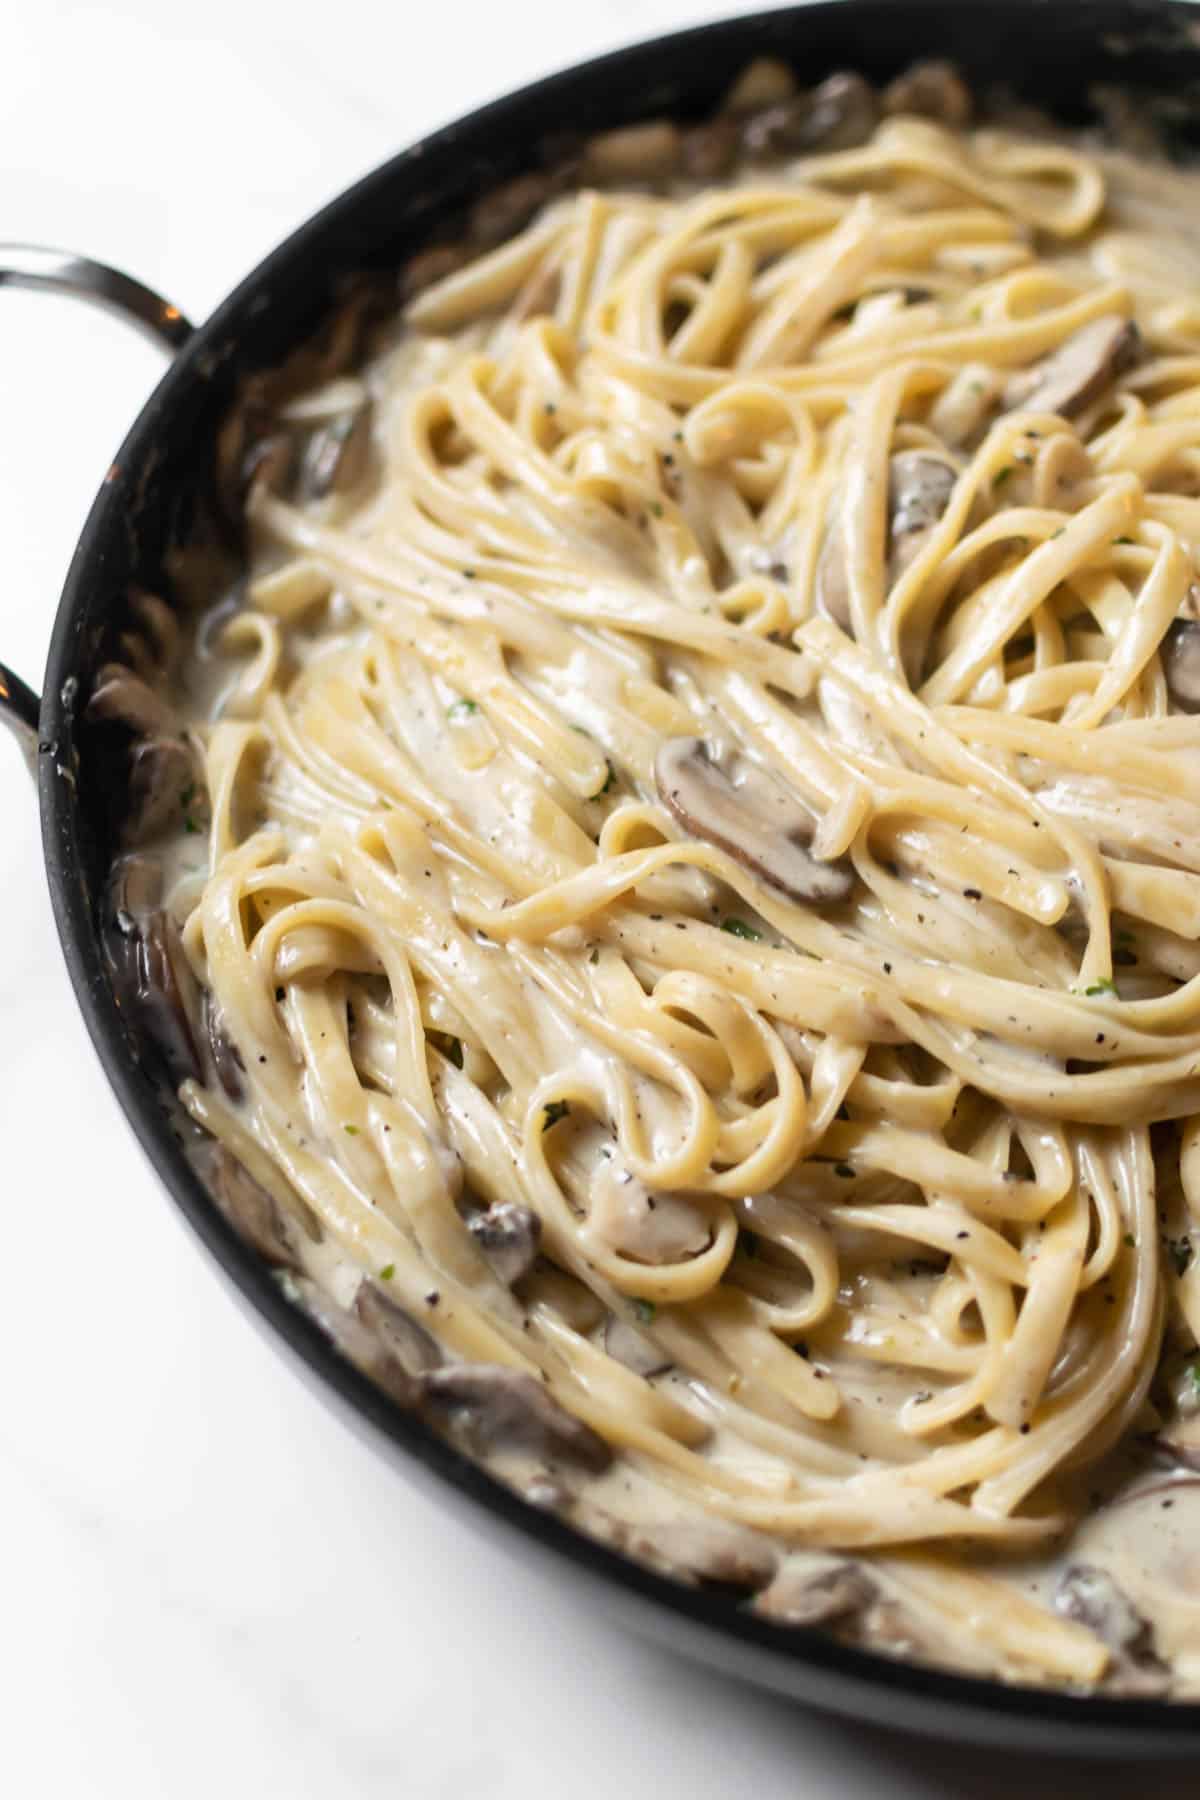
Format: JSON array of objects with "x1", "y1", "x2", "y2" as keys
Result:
[
  {"x1": 380, "y1": 1263, "x2": 395, "y2": 1281},
  {"x1": 1085, "y1": 978, "x2": 1118, "y2": 997},
  {"x1": 344, "y1": 1124, "x2": 359, "y2": 1136},
  {"x1": 633, "y1": 1299, "x2": 657, "y2": 1324},
  {"x1": 721, "y1": 917, "x2": 763, "y2": 941},
  {"x1": 542, "y1": 1099, "x2": 571, "y2": 1130},
  {"x1": 448, "y1": 698, "x2": 479, "y2": 719}
]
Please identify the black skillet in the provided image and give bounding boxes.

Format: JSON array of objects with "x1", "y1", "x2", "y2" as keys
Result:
[{"x1": 4, "y1": 0, "x2": 1200, "y2": 1755}]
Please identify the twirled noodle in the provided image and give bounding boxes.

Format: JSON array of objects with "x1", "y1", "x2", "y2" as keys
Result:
[{"x1": 130, "y1": 72, "x2": 1200, "y2": 1695}]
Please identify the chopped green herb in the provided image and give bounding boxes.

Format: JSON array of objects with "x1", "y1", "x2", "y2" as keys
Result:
[
  {"x1": 183, "y1": 816, "x2": 200, "y2": 834},
  {"x1": 588, "y1": 946, "x2": 600, "y2": 965},
  {"x1": 542, "y1": 1099, "x2": 571, "y2": 1129},
  {"x1": 1085, "y1": 978, "x2": 1118, "y2": 997},
  {"x1": 461, "y1": 568, "x2": 477, "y2": 580},
  {"x1": 448, "y1": 698, "x2": 479, "y2": 719},
  {"x1": 544, "y1": 401, "x2": 557, "y2": 415},
  {"x1": 445, "y1": 1036, "x2": 464, "y2": 1069},
  {"x1": 1051, "y1": 526, "x2": 1065, "y2": 539},
  {"x1": 834, "y1": 1163, "x2": 856, "y2": 1179},
  {"x1": 179, "y1": 782, "x2": 195, "y2": 809},
  {"x1": 1114, "y1": 927, "x2": 1136, "y2": 945},
  {"x1": 993, "y1": 466, "x2": 1013, "y2": 488},
  {"x1": 380, "y1": 1263, "x2": 395, "y2": 1282},
  {"x1": 721, "y1": 917, "x2": 763, "y2": 941},
  {"x1": 1189, "y1": 1361, "x2": 1200, "y2": 1397},
  {"x1": 344, "y1": 1124, "x2": 359, "y2": 1136},
  {"x1": 648, "y1": 501, "x2": 663, "y2": 518},
  {"x1": 633, "y1": 1298, "x2": 657, "y2": 1324},
  {"x1": 1123, "y1": 1232, "x2": 1136, "y2": 1248},
  {"x1": 1113, "y1": 536, "x2": 1136, "y2": 546}
]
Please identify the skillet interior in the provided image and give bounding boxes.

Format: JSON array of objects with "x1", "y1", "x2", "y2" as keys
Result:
[{"x1": 37, "y1": 0, "x2": 1200, "y2": 1752}]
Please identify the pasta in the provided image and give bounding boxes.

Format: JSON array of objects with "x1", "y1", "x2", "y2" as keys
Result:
[{"x1": 103, "y1": 60, "x2": 1200, "y2": 1696}]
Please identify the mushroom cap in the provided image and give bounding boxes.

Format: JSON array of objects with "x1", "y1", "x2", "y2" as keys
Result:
[{"x1": 655, "y1": 736, "x2": 853, "y2": 906}]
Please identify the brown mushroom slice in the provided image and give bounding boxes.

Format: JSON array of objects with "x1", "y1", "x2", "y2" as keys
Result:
[
  {"x1": 681, "y1": 119, "x2": 740, "y2": 181},
  {"x1": 466, "y1": 1201, "x2": 542, "y2": 1287},
  {"x1": 296, "y1": 402, "x2": 373, "y2": 503},
  {"x1": 723, "y1": 58, "x2": 797, "y2": 116},
  {"x1": 125, "y1": 734, "x2": 195, "y2": 846},
  {"x1": 210, "y1": 1146, "x2": 305, "y2": 1273},
  {"x1": 583, "y1": 121, "x2": 683, "y2": 183},
  {"x1": 87, "y1": 662, "x2": 180, "y2": 738},
  {"x1": 292, "y1": 1277, "x2": 418, "y2": 1410},
  {"x1": 882, "y1": 60, "x2": 972, "y2": 127},
  {"x1": 655, "y1": 737, "x2": 853, "y2": 905},
  {"x1": 101, "y1": 862, "x2": 202, "y2": 1086},
  {"x1": 742, "y1": 72, "x2": 878, "y2": 158},
  {"x1": 401, "y1": 243, "x2": 470, "y2": 303},
  {"x1": 420, "y1": 1365, "x2": 613, "y2": 1473},
  {"x1": 1055, "y1": 1563, "x2": 1170, "y2": 1696},
  {"x1": 204, "y1": 992, "x2": 245, "y2": 1101},
  {"x1": 1163, "y1": 619, "x2": 1200, "y2": 713},
  {"x1": 1002, "y1": 316, "x2": 1141, "y2": 420},
  {"x1": 621, "y1": 1521, "x2": 778, "y2": 1592},
  {"x1": 755, "y1": 1559, "x2": 879, "y2": 1627},
  {"x1": 888, "y1": 452, "x2": 956, "y2": 577},
  {"x1": 469, "y1": 171, "x2": 558, "y2": 248},
  {"x1": 602, "y1": 1314, "x2": 672, "y2": 1379},
  {"x1": 356, "y1": 1281, "x2": 444, "y2": 1375},
  {"x1": 588, "y1": 1157, "x2": 709, "y2": 1265}
]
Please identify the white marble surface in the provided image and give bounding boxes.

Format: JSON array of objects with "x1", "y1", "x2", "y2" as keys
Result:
[{"x1": 1, "y1": 4, "x2": 1196, "y2": 1793}]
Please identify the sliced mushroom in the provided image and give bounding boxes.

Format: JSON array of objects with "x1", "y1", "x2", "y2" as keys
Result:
[
  {"x1": 420, "y1": 1365, "x2": 613, "y2": 1473},
  {"x1": 603, "y1": 1314, "x2": 672, "y2": 1379},
  {"x1": 755, "y1": 1559, "x2": 879, "y2": 1627},
  {"x1": 588, "y1": 1158, "x2": 709, "y2": 1265},
  {"x1": 291, "y1": 1276, "x2": 418, "y2": 1410},
  {"x1": 296, "y1": 403, "x2": 373, "y2": 503},
  {"x1": 356, "y1": 1281, "x2": 444, "y2": 1375},
  {"x1": 466, "y1": 1201, "x2": 542, "y2": 1286},
  {"x1": 1163, "y1": 619, "x2": 1200, "y2": 713},
  {"x1": 583, "y1": 121, "x2": 684, "y2": 183},
  {"x1": 1002, "y1": 316, "x2": 1141, "y2": 420},
  {"x1": 87, "y1": 662, "x2": 179, "y2": 738},
  {"x1": 723, "y1": 58, "x2": 797, "y2": 117},
  {"x1": 655, "y1": 737, "x2": 853, "y2": 906},
  {"x1": 1055, "y1": 1563, "x2": 1170, "y2": 1696},
  {"x1": 681, "y1": 118, "x2": 740, "y2": 181},
  {"x1": 888, "y1": 452, "x2": 956, "y2": 577},
  {"x1": 619, "y1": 1520, "x2": 778, "y2": 1591},
  {"x1": 125, "y1": 735, "x2": 195, "y2": 847},
  {"x1": 204, "y1": 992, "x2": 245, "y2": 1101},
  {"x1": 210, "y1": 1146, "x2": 304, "y2": 1273},
  {"x1": 400, "y1": 243, "x2": 470, "y2": 303},
  {"x1": 882, "y1": 61, "x2": 972, "y2": 128},
  {"x1": 102, "y1": 861, "x2": 202, "y2": 1086},
  {"x1": 742, "y1": 73, "x2": 879, "y2": 158},
  {"x1": 469, "y1": 171, "x2": 557, "y2": 249}
]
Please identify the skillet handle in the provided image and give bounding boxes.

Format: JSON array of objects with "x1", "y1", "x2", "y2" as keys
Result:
[{"x1": 0, "y1": 244, "x2": 196, "y2": 765}]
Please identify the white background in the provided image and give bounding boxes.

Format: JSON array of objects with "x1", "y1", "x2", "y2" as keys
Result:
[{"x1": 1, "y1": 2, "x2": 1196, "y2": 1794}]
